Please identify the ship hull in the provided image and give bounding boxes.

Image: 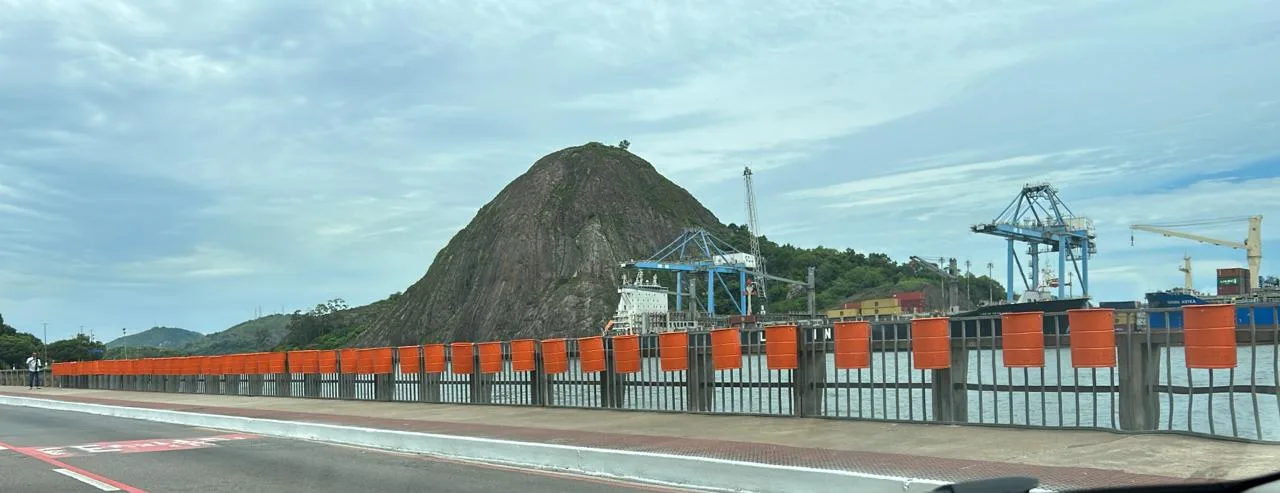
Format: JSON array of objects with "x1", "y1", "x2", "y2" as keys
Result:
[
  {"x1": 849, "y1": 298, "x2": 1092, "y2": 340},
  {"x1": 948, "y1": 297, "x2": 1091, "y2": 338},
  {"x1": 1145, "y1": 291, "x2": 1278, "y2": 328}
]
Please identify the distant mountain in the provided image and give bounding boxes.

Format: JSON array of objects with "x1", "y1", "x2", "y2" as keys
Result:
[
  {"x1": 106, "y1": 327, "x2": 204, "y2": 349},
  {"x1": 183, "y1": 314, "x2": 290, "y2": 355}
]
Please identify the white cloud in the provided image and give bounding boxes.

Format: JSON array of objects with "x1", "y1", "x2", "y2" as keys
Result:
[
  {"x1": 0, "y1": 0, "x2": 1277, "y2": 339},
  {"x1": 115, "y1": 245, "x2": 263, "y2": 280},
  {"x1": 564, "y1": 3, "x2": 1055, "y2": 178}
]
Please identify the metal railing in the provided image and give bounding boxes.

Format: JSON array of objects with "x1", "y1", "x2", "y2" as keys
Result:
[
  {"x1": 0, "y1": 369, "x2": 49, "y2": 387},
  {"x1": 7, "y1": 304, "x2": 1278, "y2": 443}
]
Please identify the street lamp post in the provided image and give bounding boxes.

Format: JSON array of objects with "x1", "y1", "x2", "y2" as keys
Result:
[
  {"x1": 965, "y1": 260, "x2": 972, "y2": 306},
  {"x1": 986, "y1": 262, "x2": 995, "y2": 302}
]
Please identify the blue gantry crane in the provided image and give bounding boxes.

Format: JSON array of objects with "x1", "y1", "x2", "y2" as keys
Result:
[
  {"x1": 970, "y1": 183, "x2": 1097, "y2": 301},
  {"x1": 621, "y1": 227, "x2": 811, "y2": 316}
]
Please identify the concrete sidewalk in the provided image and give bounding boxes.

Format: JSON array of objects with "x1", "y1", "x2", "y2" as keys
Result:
[{"x1": 2, "y1": 388, "x2": 1275, "y2": 491}]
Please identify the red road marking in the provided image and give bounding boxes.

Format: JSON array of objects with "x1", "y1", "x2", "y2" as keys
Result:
[
  {"x1": 26, "y1": 433, "x2": 257, "y2": 458},
  {"x1": 0, "y1": 439, "x2": 147, "y2": 493}
]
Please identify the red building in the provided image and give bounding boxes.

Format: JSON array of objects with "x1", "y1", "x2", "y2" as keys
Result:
[{"x1": 893, "y1": 291, "x2": 927, "y2": 313}]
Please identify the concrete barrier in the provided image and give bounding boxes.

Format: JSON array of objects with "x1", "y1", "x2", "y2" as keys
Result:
[{"x1": 0, "y1": 395, "x2": 1045, "y2": 493}]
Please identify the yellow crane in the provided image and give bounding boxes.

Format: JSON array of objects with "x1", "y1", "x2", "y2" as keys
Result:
[{"x1": 1129, "y1": 215, "x2": 1263, "y2": 291}]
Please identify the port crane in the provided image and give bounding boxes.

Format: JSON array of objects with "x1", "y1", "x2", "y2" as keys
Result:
[
  {"x1": 971, "y1": 183, "x2": 1096, "y2": 301},
  {"x1": 1129, "y1": 215, "x2": 1263, "y2": 290},
  {"x1": 909, "y1": 256, "x2": 960, "y2": 312},
  {"x1": 621, "y1": 228, "x2": 813, "y2": 317},
  {"x1": 743, "y1": 166, "x2": 769, "y2": 315}
]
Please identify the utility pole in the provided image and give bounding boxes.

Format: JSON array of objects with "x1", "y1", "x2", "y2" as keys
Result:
[
  {"x1": 806, "y1": 266, "x2": 817, "y2": 317},
  {"x1": 123, "y1": 328, "x2": 128, "y2": 360},
  {"x1": 42, "y1": 323, "x2": 48, "y2": 364}
]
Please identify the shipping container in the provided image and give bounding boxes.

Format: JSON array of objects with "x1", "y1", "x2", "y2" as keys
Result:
[
  {"x1": 892, "y1": 291, "x2": 926, "y2": 301},
  {"x1": 1218, "y1": 284, "x2": 1242, "y2": 296},
  {"x1": 825, "y1": 309, "x2": 843, "y2": 318},
  {"x1": 905, "y1": 299, "x2": 927, "y2": 310},
  {"x1": 899, "y1": 299, "x2": 926, "y2": 313},
  {"x1": 1099, "y1": 301, "x2": 1140, "y2": 309},
  {"x1": 1217, "y1": 267, "x2": 1249, "y2": 277},
  {"x1": 862, "y1": 298, "x2": 899, "y2": 309},
  {"x1": 712, "y1": 253, "x2": 758, "y2": 269},
  {"x1": 874, "y1": 306, "x2": 903, "y2": 315},
  {"x1": 841, "y1": 301, "x2": 861, "y2": 309}
]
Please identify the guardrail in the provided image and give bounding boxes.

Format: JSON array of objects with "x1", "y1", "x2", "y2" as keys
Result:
[
  {"x1": 0, "y1": 369, "x2": 49, "y2": 387},
  {"x1": 5, "y1": 303, "x2": 1278, "y2": 443}
]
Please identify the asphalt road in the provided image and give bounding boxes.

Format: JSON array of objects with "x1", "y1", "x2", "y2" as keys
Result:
[{"x1": 0, "y1": 404, "x2": 697, "y2": 492}]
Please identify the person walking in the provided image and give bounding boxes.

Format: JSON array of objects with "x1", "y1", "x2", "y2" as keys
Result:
[{"x1": 26, "y1": 351, "x2": 42, "y2": 389}]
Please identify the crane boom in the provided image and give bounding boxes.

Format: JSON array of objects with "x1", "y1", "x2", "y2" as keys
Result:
[
  {"x1": 910, "y1": 256, "x2": 957, "y2": 279},
  {"x1": 1129, "y1": 215, "x2": 1262, "y2": 290},
  {"x1": 1129, "y1": 225, "x2": 1245, "y2": 249},
  {"x1": 744, "y1": 166, "x2": 768, "y2": 314}
]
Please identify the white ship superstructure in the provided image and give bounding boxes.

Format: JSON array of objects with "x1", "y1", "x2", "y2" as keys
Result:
[{"x1": 606, "y1": 271, "x2": 701, "y2": 335}]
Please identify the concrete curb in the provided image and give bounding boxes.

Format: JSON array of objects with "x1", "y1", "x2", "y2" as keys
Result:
[{"x1": 0, "y1": 395, "x2": 1047, "y2": 493}]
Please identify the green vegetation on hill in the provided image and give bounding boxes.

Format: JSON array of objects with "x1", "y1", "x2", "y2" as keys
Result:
[
  {"x1": 0, "y1": 313, "x2": 109, "y2": 366},
  {"x1": 46, "y1": 334, "x2": 106, "y2": 363},
  {"x1": 279, "y1": 294, "x2": 400, "y2": 350},
  {"x1": 106, "y1": 326, "x2": 204, "y2": 349},
  {"x1": 94, "y1": 314, "x2": 291, "y2": 358},
  {"x1": 0, "y1": 334, "x2": 42, "y2": 369},
  {"x1": 0, "y1": 312, "x2": 46, "y2": 368},
  {"x1": 183, "y1": 314, "x2": 291, "y2": 355},
  {"x1": 104, "y1": 346, "x2": 185, "y2": 360}
]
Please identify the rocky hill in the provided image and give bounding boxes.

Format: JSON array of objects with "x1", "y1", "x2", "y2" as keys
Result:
[{"x1": 353, "y1": 142, "x2": 724, "y2": 345}]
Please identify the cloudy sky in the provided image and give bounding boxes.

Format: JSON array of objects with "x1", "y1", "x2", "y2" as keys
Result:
[{"x1": 1, "y1": 0, "x2": 1277, "y2": 341}]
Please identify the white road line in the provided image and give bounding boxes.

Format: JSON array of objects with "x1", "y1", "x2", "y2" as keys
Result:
[{"x1": 52, "y1": 468, "x2": 121, "y2": 491}]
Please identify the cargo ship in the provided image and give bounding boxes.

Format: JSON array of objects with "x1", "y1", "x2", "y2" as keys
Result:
[
  {"x1": 1144, "y1": 289, "x2": 1279, "y2": 329},
  {"x1": 604, "y1": 271, "x2": 702, "y2": 336},
  {"x1": 1140, "y1": 267, "x2": 1280, "y2": 328},
  {"x1": 605, "y1": 271, "x2": 784, "y2": 350},
  {"x1": 945, "y1": 289, "x2": 1091, "y2": 338},
  {"x1": 851, "y1": 292, "x2": 1092, "y2": 341},
  {"x1": 824, "y1": 266, "x2": 1092, "y2": 339}
]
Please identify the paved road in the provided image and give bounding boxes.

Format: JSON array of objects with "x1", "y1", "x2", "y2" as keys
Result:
[{"x1": 0, "y1": 405, "x2": 696, "y2": 492}]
